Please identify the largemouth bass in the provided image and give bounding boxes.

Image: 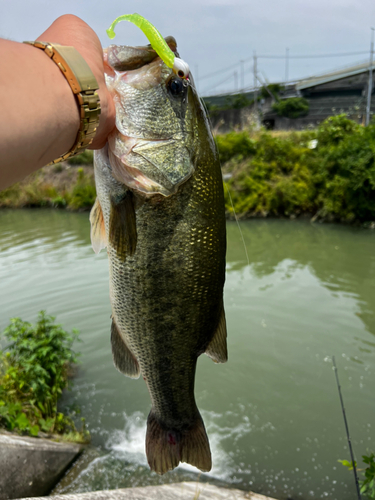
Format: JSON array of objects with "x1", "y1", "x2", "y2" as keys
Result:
[{"x1": 90, "y1": 38, "x2": 227, "y2": 475}]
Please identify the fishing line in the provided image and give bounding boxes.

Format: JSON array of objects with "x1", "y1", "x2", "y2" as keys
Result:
[
  {"x1": 224, "y1": 183, "x2": 250, "y2": 268},
  {"x1": 189, "y1": 74, "x2": 250, "y2": 269},
  {"x1": 332, "y1": 356, "x2": 362, "y2": 500}
]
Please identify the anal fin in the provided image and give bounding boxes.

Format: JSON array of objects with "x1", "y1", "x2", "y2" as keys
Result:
[
  {"x1": 109, "y1": 191, "x2": 137, "y2": 261},
  {"x1": 111, "y1": 319, "x2": 140, "y2": 379},
  {"x1": 205, "y1": 307, "x2": 228, "y2": 363},
  {"x1": 89, "y1": 197, "x2": 107, "y2": 254}
]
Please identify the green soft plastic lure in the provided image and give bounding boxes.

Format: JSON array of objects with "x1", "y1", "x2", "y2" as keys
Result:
[{"x1": 107, "y1": 13, "x2": 190, "y2": 79}]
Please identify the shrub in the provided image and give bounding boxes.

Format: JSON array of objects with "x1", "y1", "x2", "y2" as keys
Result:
[
  {"x1": 225, "y1": 94, "x2": 252, "y2": 109},
  {"x1": 315, "y1": 115, "x2": 375, "y2": 221},
  {"x1": 260, "y1": 84, "x2": 284, "y2": 100},
  {"x1": 224, "y1": 131, "x2": 316, "y2": 217},
  {"x1": 222, "y1": 115, "x2": 375, "y2": 222},
  {"x1": 272, "y1": 97, "x2": 309, "y2": 119},
  {"x1": 339, "y1": 453, "x2": 375, "y2": 499},
  {"x1": 0, "y1": 312, "x2": 88, "y2": 442},
  {"x1": 216, "y1": 131, "x2": 256, "y2": 164},
  {"x1": 317, "y1": 113, "x2": 361, "y2": 145},
  {"x1": 68, "y1": 168, "x2": 96, "y2": 210},
  {"x1": 67, "y1": 150, "x2": 94, "y2": 165}
]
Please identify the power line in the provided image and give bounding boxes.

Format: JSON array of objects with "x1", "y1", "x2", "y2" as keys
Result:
[
  {"x1": 258, "y1": 50, "x2": 368, "y2": 59},
  {"x1": 199, "y1": 60, "x2": 249, "y2": 82},
  {"x1": 201, "y1": 71, "x2": 238, "y2": 94},
  {"x1": 198, "y1": 50, "x2": 369, "y2": 82}
]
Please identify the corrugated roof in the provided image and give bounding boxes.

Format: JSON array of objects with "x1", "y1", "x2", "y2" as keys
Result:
[{"x1": 297, "y1": 60, "x2": 375, "y2": 90}]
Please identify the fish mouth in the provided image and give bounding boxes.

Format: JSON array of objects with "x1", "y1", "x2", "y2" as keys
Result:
[{"x1": 108, "y1": 131, "x2": 194, "y2": 197}]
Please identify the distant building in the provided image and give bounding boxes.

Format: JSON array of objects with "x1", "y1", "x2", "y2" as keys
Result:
[
  {"x1": 204, "y1": 61, "x2": 375, "y2": 131},
  {"x1": 262, "y1": 61, "x2": 375, "y2": 130}
]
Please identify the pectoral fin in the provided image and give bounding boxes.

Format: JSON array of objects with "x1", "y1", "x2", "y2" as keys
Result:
[
  {"x1": 205, "y1": 308, "x2": 228, "y2": 363},
  {"x1": 111, "y1": 319, "x2": 140, "y2": 379},
  {"x1": 109, "y1": 191, "x2": 137, "y2": 261},
  {"x1": 89, "y1": 198, "x2": 107, "y2": 254}
]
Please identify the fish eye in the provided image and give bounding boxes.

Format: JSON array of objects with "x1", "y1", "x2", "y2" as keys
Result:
[{"x1": 168, "y1": 77, "x2": 184, "y2": 96}]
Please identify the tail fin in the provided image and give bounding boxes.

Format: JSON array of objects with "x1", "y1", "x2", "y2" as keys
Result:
[{"x1": 146, "y1": 410, "x2": 212, "y2": 475}]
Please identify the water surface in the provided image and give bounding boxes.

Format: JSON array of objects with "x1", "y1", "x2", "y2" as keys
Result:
[{"x1": 0, "y1": 209, "x2": 374, "y2": 500}]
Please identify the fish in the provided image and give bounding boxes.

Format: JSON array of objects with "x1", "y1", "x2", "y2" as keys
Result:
[{"x1": 90, "y1": 37, "x2": 227, "y2": 475}]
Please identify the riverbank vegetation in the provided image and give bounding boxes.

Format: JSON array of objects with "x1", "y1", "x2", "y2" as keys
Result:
[
  {"x1": 1, "y1": 114, "x2": 375, "y2": 224},
  {"x1": 219, "y1": 114, "x2": 375, "y2": 224},
  {"x1": 0, "y1": 312, "x2": 88, "y2": 443},
  {"x1": 0, "y1": 164, "x2": 95, "y2": 211}
]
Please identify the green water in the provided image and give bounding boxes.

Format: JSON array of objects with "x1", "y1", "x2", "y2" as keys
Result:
[{"x1": 1, "y1": 209, "x2": 374, "y2": 500}]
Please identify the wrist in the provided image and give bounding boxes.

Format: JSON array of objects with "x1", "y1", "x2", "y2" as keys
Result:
[
  {"x1": 25, "y1": 41, "x2": 101, "y2": 164},
  {"x1": 35, "y1": 15, "x2": 116, "y2": 151}
]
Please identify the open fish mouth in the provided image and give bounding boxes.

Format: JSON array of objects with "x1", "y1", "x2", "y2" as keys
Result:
[{"x1": 108, "y1": 131, "x2": 194, "y2": 197}]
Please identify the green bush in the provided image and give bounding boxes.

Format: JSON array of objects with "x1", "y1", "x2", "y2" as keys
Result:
[
  {"x1": 317, "y1": 113, "x2": 361, "y2": 145},
  {"x1": 224, "y1": 131, "x2": 316, "y2": 217},
  {"x1": 67, "y1": 150, "x2": 94, "y2": 165},
  {"x1": 216, "y1": 131, "x2": 256, "y2": 164},
  {"x1": 272, "y1": 97, "x2": 309, "y2": 119},
  {"x1": 260, "y1": 84, "x2": 284, "y2": 100},
  {"x1": 68, "y1": 168, "x2": 96, "y2": 210},
  {"x1": 222, "y1": 114, "x2": 375, "y2": 222},
  {"x1": 314, "y1": 115, "x2": 375, "y2": 221},
  {"x1": 225, "y1": 94, "x2": 252, "y2": 109},
  {"x1": 339, "y1": 453, "x2": 375, "y2": 499},
  {"x1": 0, "y1": 312, "x2": 88, "y2": 442}
]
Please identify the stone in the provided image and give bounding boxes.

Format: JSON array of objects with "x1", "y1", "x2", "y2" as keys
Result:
[
  {"x1": 0, "y1": 431, "x2": 83, "y2": 500},
  {"x1": 16, "y1": 481, "x2": 277, "y2": 500}
]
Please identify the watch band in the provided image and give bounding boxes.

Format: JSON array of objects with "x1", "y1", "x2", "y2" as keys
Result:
[{"x1": 24, "y1": 41, "x2": 101, "y2": 164}]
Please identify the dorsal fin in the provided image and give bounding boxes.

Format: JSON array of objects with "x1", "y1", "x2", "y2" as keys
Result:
[
  {"x1": 111, "y1": 318, "x2": 140, "y2": 379},
  {"x1": 205, "y1": 307, "x2": 228, "y2": 363}
]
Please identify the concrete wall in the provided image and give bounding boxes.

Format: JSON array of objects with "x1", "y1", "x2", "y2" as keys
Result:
[{"x1": 0, "y1": 432, "x2": 83, "y2": 500}]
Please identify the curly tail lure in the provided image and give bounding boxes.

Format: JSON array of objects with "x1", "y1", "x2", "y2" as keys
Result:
[{"x1": 107, "y1": 13, "x2": 190, "y2": 79}]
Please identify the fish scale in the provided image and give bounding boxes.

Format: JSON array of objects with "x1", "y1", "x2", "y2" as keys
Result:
[{"x1": 91, "y1": 40, "x2": 227, "y2": 475}]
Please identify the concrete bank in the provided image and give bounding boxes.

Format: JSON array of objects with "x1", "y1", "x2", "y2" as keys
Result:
[
  {"x1": 0, "y1": 431, "x2": 83, "y2": 500},
  {"x1": 17, "y1": 482, "x2": 277, "y2": 500}
]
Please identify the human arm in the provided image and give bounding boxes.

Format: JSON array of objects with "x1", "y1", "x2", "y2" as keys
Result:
[{"x1": 0, "y1": 14, "x2": 116, "y2": 190}]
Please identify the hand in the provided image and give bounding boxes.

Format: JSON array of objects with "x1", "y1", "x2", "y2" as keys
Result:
[{"x1": 36, "y1": 14, "x2": 116, "y2": 149}]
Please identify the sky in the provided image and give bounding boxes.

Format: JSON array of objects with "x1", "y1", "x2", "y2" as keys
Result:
[{"x1": 1, "y1": 0, "x2": 375, "y2": 96}]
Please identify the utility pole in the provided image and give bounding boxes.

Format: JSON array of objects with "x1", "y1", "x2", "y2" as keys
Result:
[
  {"x1": 240, "y1": 60, "x2": 245, "y2": 91},
  {"x1": 366, "y1": 28, "x2": 374, "y2": 126},
  {"x1": 253, "y1": 51, "x2": 258, "y2": 116},
  {"x1": 234, "y1": 71, "x2": 238, "y2": 92},
  {"x1": 285, "y1": 48, "x2": 289, "y2": 84}
]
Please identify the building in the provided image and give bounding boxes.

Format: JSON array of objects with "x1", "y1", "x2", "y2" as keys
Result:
[
  {"x1": 262, "y1": 61, "x2": 375, "y2": 129},
  {"x1": 204, "y1": 61, "x2": 375, "y2": 131}
]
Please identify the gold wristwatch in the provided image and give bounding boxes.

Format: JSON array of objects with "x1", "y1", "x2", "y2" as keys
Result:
[{"x1": 24, "y1": 41, "x2": 101, "y2": 164}]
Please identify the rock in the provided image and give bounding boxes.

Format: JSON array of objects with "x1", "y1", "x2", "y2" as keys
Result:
[
  {"x1": 16, "y1": 481, "x2": 277, "y2": 500},
  {"x1": 0, "y1": 431, "x2": 83, "y2": 500}
]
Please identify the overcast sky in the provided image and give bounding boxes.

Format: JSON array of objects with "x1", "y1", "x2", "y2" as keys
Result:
[{"x1": 1, "y1": 0, "x2": 375, "y2": 96}]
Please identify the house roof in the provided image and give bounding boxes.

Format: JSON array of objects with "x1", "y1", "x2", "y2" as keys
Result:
[{"x1": 296, "y1": 60, "x2": 375, "y2": 90}]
